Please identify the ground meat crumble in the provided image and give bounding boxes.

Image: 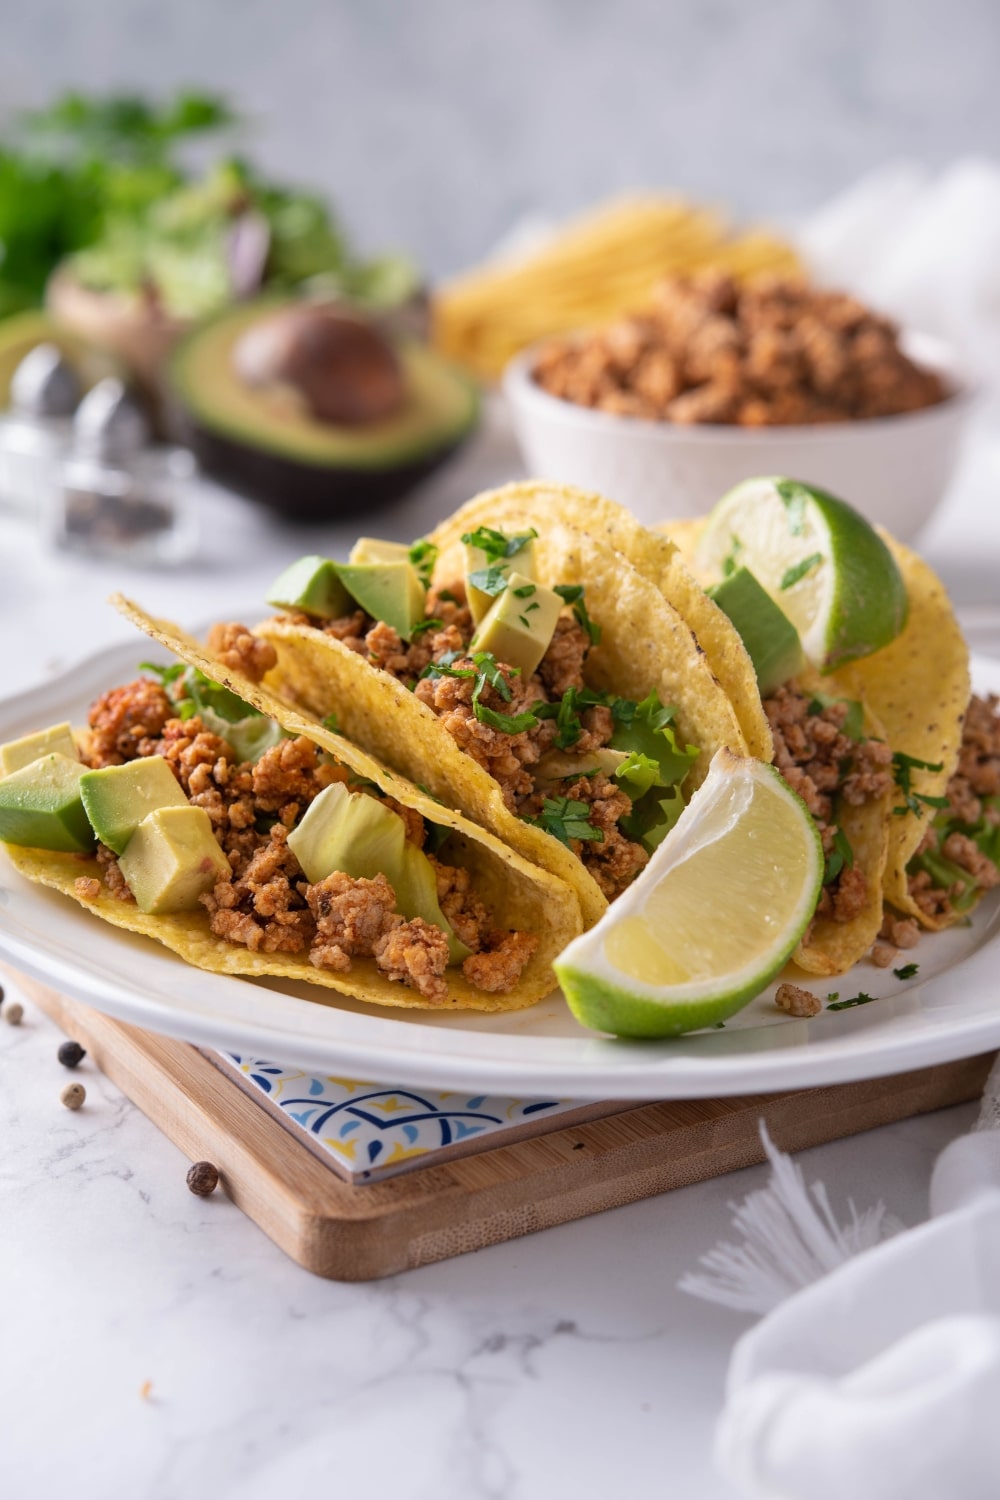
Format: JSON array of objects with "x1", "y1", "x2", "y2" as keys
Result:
[
  {"x1": 763, "y1": 681, "x2": 893, "y2": 933},
  {"x1": 271, "y1": 577, "x2": 662, "y2": 900},
  {"x1": 904, "y1": 693, "x2": 1000, "y2": 924},
  {"x1": 81, "y1": 678, "x2": 537, "y2": 1001}
]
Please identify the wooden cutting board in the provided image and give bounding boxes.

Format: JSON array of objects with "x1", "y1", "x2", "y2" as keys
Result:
[{"x1": 18, "y1": 972, "x2": 993, "y2": 1282}]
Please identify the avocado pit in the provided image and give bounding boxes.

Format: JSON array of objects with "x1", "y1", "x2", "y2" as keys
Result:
[{"x1": 233, "y1": 305, "x2": 406, "y2": 426}]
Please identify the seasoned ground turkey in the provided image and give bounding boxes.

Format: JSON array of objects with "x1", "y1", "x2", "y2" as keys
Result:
[
  {"x1": 205, "y1": 622, "x2": 277, "y2": 683},
  {"x1": 84, "y1": 681, "x2": 536, "y2": 1000},
  {"x1": 273, "y1": 576, "x2": 649, "y2": 894},
  {"x1": 86, "y1": 678, "x2": 175, "y2": 767},
  {"x1": 763, "y1": 682, "x2": 893, "y2": 926},
  {"x1": 907, "y1": 693, "x2": 1000, "y2": 921}
]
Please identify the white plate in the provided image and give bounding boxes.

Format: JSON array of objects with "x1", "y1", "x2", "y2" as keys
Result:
[{"x1": 0, "y1": 639, "x2": 997, "y2": 1100}]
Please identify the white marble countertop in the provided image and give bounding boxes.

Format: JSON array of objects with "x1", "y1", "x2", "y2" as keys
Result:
[{"x1": 1, "y1": 404, "x2": 998, "y2": 1498}]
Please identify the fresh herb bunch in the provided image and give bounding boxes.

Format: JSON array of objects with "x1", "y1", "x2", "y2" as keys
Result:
[{"x1": 0, "y1": 88, "x2": 417, "y2": 320}]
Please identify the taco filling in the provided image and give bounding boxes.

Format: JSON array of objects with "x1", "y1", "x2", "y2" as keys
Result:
[
  {"x1": 903, "y1": 693, "x2": 1000, "y2": 924},
  {"x1": 262, "y1": 529, "x2": 701, "y2": 902},
  {"x1": 763, "y1": 681, "x2": 893, "y2": 939},
  {"x1": 0, "y1": 628, "x2": 544, "y2": 1005}
]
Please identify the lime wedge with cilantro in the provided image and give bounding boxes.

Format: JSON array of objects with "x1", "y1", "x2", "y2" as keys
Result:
[
  {"x1": 695, "y1": 477, "x2": 908, "y2": 671},
  {"x1": 554, "y1": 748, "x2": 823, "y2": 1038}
]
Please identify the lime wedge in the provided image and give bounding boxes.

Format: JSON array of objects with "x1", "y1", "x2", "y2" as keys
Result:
[
  {"x1": 554, "y1": 748, "x2": 823, "y2": 1037},
  {"x1": 695, "y1": 477, "x2": 908, "y2": 671}
]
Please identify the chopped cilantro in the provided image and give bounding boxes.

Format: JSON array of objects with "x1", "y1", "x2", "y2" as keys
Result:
[
  {"x1": 525, "y1": 796, "x2": 604, "y2": 846},
  {"x1": 524, "y1": 601, "x2": 540, "y2": 614},
  {"x1": 824, "y1": 826, "x2": 854, "y2": 885},
  {"x1": 422, "y1": 649, "x2": 539, "y2": 735},
  {"x1": 827, "y1": 991, "x2": 878, "y2": 1011},
  {"x1": 894, "y1": 962, "x2": 919, "y2": 980},
  {"x1": 826, "y1": 992, "x2": 839, "y2": 1003},
  {"x1": 533, "y1": 686, "x2": 608, "y2": 749},
  {"x1": 721, "y1": 535, "x2": 743, "y2": 578},
  {"x1": 780, "y1": 552, "x2": 823, "y2": 590},
  {"x1": 408, "y1": 539, "x2": 438, "y2": 587},
  {"x1": 553, "y1": 582, "x2": 602, "y2": 645},
  {"x1": 512, "y1": 583, "x2": 536, "y2": 598},
  {"x1": 892, "y1": 750, "x2": 947, "y2": 818},
  {"x1": 437, "y1": 589, "x2": 458, "y2": 605},
  {"x1": 410, "y1": 617, "x2": 444, "y2": 638},
  {"x1": 322, "y1": 712, "x2": 339, "y2": 733},
  {"x1": 461, "y1": 525, "x2": 537, "y2": 563},
  {"x1": 468, "y1": 564, "x2": 510, "y2": 599},
  {"x1": 775, "y1": 478, "x2": 810, "y2": 535}
]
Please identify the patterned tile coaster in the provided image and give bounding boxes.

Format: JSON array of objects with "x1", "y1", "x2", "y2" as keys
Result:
[{"x1": 216, "y1": 1053, "x2": 594, "y2": 1184}]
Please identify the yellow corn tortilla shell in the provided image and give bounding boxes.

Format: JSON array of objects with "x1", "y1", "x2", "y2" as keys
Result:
[
  {"x1": 1, "y1": 596, "x2": 584, "y2": 1013},
  {"x1": 845, "y1": 539, "x2": 970, "y2": 929},
  {"x1": 430, "y1": 482, "x2": 773, "y2": 762},
  {"x1": 257, "y1": 517, "x2": 750, "y2": 928}
]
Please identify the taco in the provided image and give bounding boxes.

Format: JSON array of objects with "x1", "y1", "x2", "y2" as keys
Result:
[
  {"x1": 253, "y1": 507, "x2": 754, "y2": 929},
  {"x1": 426, "y1": 485, "x2": 900, "y2": 976},
  {"x1": 657, "y1": 495, "x2": 998, "y2": 946},
  {"x1": 0, "y1": 597, "x2": 582, "y2": 1012}
]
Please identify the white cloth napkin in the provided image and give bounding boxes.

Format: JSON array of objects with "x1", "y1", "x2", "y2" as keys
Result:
[
  {"x1": 689, "y1": 1068, "x2": 1000, "y2": 1499},
  {"x1": 798, "y1": 159, "x2": 1000, "y2": 389}
]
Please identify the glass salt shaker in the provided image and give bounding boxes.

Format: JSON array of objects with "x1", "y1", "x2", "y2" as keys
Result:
[
  {"x1": 0, "y1": 344, "x2": 81, "y2": 515},
  {"x1": 48, "y1": 378, "x2": 197, "y2": 564}
]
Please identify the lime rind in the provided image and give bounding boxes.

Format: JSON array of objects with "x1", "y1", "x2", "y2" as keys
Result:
[
  {"x1": 554, "y1": 753, "x2": 824, "y2": 1039},
  {"x1": 697, "y1": 477, "x2": 908, "y2": 672}
]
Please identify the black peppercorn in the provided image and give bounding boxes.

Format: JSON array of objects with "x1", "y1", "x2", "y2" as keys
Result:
[
  {"x1": 186, "y1": 1161, "x2": 220, "y2": 1197},
  {"x1": 58, "y1": 1040, "x2": 87, "y2": 1069}
]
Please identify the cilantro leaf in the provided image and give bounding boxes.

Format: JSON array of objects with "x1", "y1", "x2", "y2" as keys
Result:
[
  {"x1": 553, "y1": 582, "x2": 602, "y2": 645},
  {"x1": 827, "y1": 991, "x2": 878, "y2": 1011},
  {"x1": 322, "y1": 712, "x2": 339, "y2": 733},
  {"x1": 892, "y1": 750, "x2": 947, "y2": 818},
  {"x1": 824, "y1": 826, "x2": 854, "y2": 885},
  {"x1": 894, "y1": 962, "x2": 919, "y2": 980},
  {"x1": 525, "y1": 796, "x2": 604, "y2": 846},
  {"x1": 410, "y1": 617, "x2": 444, "y2": 638},
  {"x1": 467, "y1": 565, "x2": 510, "y2": 599},
  {"x1": 775, "y1": 479, "x2": 812, "y2": 535},
  {"x1": 461, "y1": 526, "x2": 537, "y2": 563},
  {"x1": 408, "y1": 539, "x2": 438, "y2": 587},
  {"x1": 721, "y1": 534, "x2": 743, "y2": 578},
  {"x1": 140, "y1": 659, "x2": 185, "y2": 685},
  {"x1": 533, "y1": 686, "x2": 609, "y2": 749},
  {"x1": 780, "y1": 553, "x2": 823, "y2": 590}
]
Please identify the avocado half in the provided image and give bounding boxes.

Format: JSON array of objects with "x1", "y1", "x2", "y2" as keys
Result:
[
  {"x1": 168, "y1": 299, "x2": 480, "y2": 521},
  {"x1": 0, "y1": 309, "x2": 118, "y2": 409}
]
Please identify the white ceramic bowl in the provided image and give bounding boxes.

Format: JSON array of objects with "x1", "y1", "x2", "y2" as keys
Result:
[{"x1": 503, "y1": 334, "x2": 973, "y2": 540}]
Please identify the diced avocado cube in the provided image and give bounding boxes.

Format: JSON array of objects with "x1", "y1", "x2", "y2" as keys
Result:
[
  {"x1": 463, "y1": 535, "x2": 537, "y2": 623},
  {"x1": 265, "y1": 555, "x2": 351, "y2": 619},
  {"x1": 288, "y1": 781, "x2": 406, "y2": 884},
  {"x1": 287, "y1": 781, "x2": 467, "y2": 958},
  {"x1": 708, "y1": 568, "x2": 805, "y2": 696},
  {"x1": 80, "y1": 756, "x2": 188, "y2": 856},
  {"x1": 470, "y1": 571, "x2": 562, "y2": 677},
  {"x1": 0, "y1": 722, "x2": 79, "y2": 777},
  {"x1": 349, "y1": 537, "x2": 412, "y2": 566},
  {"x1": 0, "y1": 753, "x2": 95, "y2": 853},
  {"x1": 333, "y1": 559, "x2": 425, "y2": 642},
  {"x1": 118, "y1": 805, "x2": 230, "y2": 914}
]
